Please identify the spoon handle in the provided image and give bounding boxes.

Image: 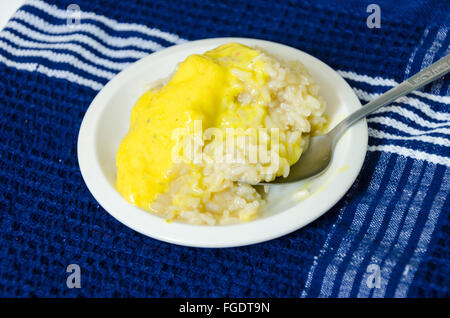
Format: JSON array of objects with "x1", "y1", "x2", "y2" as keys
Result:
[{"x1": 330, "y1": 53, "x2": 450, "y2": 143}]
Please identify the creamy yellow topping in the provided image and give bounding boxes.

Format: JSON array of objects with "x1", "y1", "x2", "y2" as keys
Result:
[{"x1": 116, "y1": 43, "x2": 303, "y2": 212}]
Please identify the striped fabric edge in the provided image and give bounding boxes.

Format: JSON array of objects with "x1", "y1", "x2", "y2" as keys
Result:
[
  {"x1": 24, "y1": 0, "x2": 186, "y2": 45},
  {"x1": 337, "y1": 70, "x2": 450, "y2": 105},
  {"x1": 301, "y1": 25, "x2": 449, "y2": 298}
]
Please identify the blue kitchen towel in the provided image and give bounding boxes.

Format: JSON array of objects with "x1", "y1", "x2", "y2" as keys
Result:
[{"x1": 0, "y1": 0, "x2": 448, "y2": 297}]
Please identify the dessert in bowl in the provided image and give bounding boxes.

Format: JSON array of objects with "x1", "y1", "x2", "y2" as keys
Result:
[
  {"x1": 78, "y1": 38, "x2": 367, "y2": 247},
  {"x1": 116, "y1": 43, "x2": 327, "y2": 225}
]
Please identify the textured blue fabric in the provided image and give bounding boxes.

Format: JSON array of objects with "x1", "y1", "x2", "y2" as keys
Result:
[{"x1": 0, "y1": 0, "x2": 448, "y2": 297}]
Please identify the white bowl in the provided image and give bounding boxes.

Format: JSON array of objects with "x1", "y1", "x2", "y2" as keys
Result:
[{"x1": 78, "y1": 38, "x2": 367, "y2": 248}]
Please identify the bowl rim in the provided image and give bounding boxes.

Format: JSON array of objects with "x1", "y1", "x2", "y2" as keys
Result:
[{"x1": 77, "y1": 37, "x2": 368, "y2": 248}]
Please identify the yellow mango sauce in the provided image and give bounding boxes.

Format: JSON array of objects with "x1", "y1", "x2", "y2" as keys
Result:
[{"x1": 116, "y1": 43, "x2": 302, "y2": 212}]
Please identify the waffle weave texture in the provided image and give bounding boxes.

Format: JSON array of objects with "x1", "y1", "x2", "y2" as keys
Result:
[{"x1": 0, "y1": 0, "x2": 449, "y2": 297}]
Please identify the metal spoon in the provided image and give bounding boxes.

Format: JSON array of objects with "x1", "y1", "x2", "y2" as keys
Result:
[{"x1": 259, "y1": 53, "x2": 450, "y2": 185}]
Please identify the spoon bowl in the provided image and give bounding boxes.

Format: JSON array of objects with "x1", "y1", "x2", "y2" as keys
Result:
[{"x1": 259, "y1": 134, "x2": 333, "y2": 185}]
